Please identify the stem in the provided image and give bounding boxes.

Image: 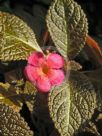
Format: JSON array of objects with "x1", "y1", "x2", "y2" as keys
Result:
[
  {"x1": 85, "y1": 35, "x2": 102, "y2": 68},
  {"x1": 86, "y1": 35, "x2": 102, "y2": 57},
  {"x1": 42, "y1": 31, "x2": 49, "y2": 46}
]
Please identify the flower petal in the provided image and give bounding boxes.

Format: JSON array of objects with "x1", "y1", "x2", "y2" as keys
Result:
[
  {"x1": 24, "y1": 65, "x2": 39, "y2": 82},
  {"x1": 28, "y1": 52, "x2": 44, "y2": 66},
  {"x1": 36, "y1": 76, "x2": 51, "y2": 92},
  {"x1": 48, "y1": 69, "x2": 65, "y2": 85},
  {"x1": 47, "y1": 53, "x2": 64, "y2": 69}
]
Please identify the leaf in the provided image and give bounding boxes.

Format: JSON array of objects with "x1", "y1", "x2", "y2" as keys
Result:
[
  {"x1": 66, "y1": 60, "x2": 82, "y2": 71},
  {"x1": 46, "y1": 0, "x2": 88, "y2": 59},
  {"x1": 24, "y1": 81, "x2": 37, "y2": 96},
  {"x1": 48, "y1": 71, "x2": 96, "y2": 136},
  {"x1": 0, "y1": 80, "x2": 39, "y2": 112},
  {"x1": 0, "y1": 103, "x2": 33, "y2": 136},
  {"x1": 0, "y1": 11, "x2": 42, "y2": 61},
  {"x1": 84, "y1": 69, "x2": 102, "y2": 111},
  {"x1": 24, "y1": 81, "x2": 37, "y2": 111},
  {"x1": 0, "y1": 82, "x2": 23, "y2": 112},
  {"x1": 4, "y1": 68, "x2": 24, "y2": 83},
  {"x1": 23, "y1": 81, "x2": 38, "y2": 112},
  {"x1": 78, "y1": 121, "x2": 101, "y2": 136},
  {"x1": 0, "y1": 96, "x2": 22, "y2": 112}
]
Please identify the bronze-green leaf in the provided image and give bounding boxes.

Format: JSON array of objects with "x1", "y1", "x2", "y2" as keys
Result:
[
  {"x1": 0, "y1": 81, "x2": 38, "y2": 112},
  {"x1": 48, "y1": 71, "x2": 96, "y2": 136},
  {"x1": 46, "y1": 0, "x2": 88, "y2": 59},
  {"x1": 0, "y1": 82, "x2": 23, "y2": 112},
  {"x1": 24, "y1": 81, "x2": 38, "y2": 112},
  {"x1": 84, "y1": 68, "x2": 102, "y2": 111},
  {"x1": 0, "y1": 11, "x2": 42, "y2": 61},
  {"x1": 0, "y1": 103, "x2": 33, "y2": 136}
]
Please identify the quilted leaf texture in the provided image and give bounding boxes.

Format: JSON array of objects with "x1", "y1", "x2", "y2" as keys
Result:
[
  {"x1": 0, "y1": 82, "x2": 22, "y2": 109},
  {"x1": 48, "y1": 71, "x2": 96, "y2": 136},
  {"x1": 46, "y1": 0, "x2": 88, "y2": 59},
  {"x1": 84, "y1": 69, "x2": 102, "y2": 111},
  {"x1": 0, "y1": 103, "x2": 33, "y2": 136},
  {"x1": 0, "y1": 11, "x2": 42, "y2": 61},
  {"x1": 24, "y1": 81, "x2": 38, "y2": 112}
]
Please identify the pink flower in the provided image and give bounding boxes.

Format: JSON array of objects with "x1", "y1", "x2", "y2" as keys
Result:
[{"x1": 24, "y1": 52, "x2": 65, "y2": 92}]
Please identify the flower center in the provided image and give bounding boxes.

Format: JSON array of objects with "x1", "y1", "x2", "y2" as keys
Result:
[{"x1": 42, "y1": 65, "x2": 49, "y2": 74}]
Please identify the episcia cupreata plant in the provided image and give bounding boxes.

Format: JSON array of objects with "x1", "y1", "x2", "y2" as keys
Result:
[{"x1": 0, "y1": 0, "x2": 102, "y2": 136}]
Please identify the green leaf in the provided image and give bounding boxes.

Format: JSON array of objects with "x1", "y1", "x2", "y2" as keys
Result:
[
  {"x1": 24, "y1": 81, "x2": 38, "y2": 112},
  {"x1": 84, "y1": 69, "x2": 102, "y2": 111},
  {"x1": 0, "y1": 103, "x2": 33, "y2": 136},
  {"x1": 0, "y1": 11, "x2": 42, "y2": 61},
  {"x1": 0, "y1": 80, "x2": 38, "y2": 112},
  {"x1": 67, "y1": 60, "x2": 82, "y2": 71},
  {"x1": 48, "y1": 71, "x2": 96, "y2": 136},
  {"x1": 24, "y1": 81, "x2": 37, "y2": 96},
  {"x1": 46, "y1": 0, "x2": 88, "y2": 58},
  {"x1": 0, "y1": 82, "x2": 23, "y2": 112}
]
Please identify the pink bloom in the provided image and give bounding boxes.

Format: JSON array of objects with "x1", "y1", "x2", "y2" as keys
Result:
[{"x1": 24, "y1": 52, "x2": 65, "y2": 92}]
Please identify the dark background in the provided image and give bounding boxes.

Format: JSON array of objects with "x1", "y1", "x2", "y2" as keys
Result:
[{"x1": 0, "y1": 0, "x2": 102, "y2": 36}]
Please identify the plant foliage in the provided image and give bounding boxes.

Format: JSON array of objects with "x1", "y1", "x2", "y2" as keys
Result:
[{"x1": 0, "y1": 0, "x2": 102, "y2": 136}]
